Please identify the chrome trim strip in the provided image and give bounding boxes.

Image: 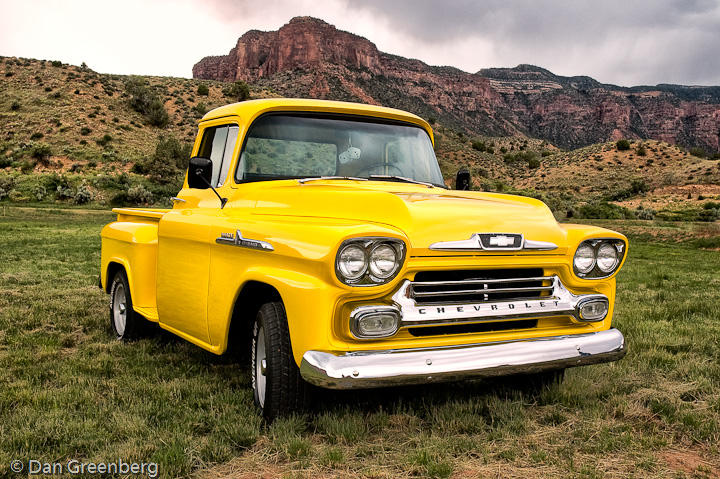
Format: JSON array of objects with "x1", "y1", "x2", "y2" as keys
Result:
[
  {"x1": 300, "y1": 329, "x2": 626, "y2": 389},
  {"x1": 391, "y1": 276, "x2": 607, "y2": 327},
  {"x1": 215, "y1": 229, "x2": 274, "y2": 251},
  {"x1": 429, "y1": 233, "x2": 558, "y2": 252},
  {"x1": 298, "y1": 176, "x2": 369, "y2": 184},
  {"x1": 170, "y1": 196, "x2": 187, "y2": 203}
]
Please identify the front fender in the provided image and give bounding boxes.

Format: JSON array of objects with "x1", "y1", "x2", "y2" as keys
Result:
[{"x1": 207, "y1": 266, "x2": 338, "y2": 364}]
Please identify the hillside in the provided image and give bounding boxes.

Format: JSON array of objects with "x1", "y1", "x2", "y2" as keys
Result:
[
  {"x1": 195, "y1": 16, "x2": 720, "y2": 153},
  {"x1": 1, "y1": 55, "x2": 719, "y2": 222}
]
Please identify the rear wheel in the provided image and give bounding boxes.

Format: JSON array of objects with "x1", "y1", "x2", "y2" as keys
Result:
[
  {"x1": 251, "y1": 301, "x2": 308, "y2": 421},
  {"x1": 109, "y1": 270, "x2": 144, "y2": 340}
]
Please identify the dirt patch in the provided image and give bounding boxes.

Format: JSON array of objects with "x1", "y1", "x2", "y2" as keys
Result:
[{"x1": 662, "y1": 449, "x2": 720, "y2": 478}]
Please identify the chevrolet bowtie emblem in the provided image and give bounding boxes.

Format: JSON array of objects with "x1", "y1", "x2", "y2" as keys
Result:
[
  {"x1": 488, "y1": 235, "x2": 515, "y2": 247},
  {"x1": 429, "y1": 233, "x2": 558, "y2": 251}
]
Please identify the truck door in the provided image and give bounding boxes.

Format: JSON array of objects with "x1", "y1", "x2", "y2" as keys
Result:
[{"x1": 156, "y1": 123, "x2": 239, "y2": 344}]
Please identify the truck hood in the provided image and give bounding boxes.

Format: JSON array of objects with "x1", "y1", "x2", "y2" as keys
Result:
[{"x1": 251, "y1": 183, "x2": 566, "y2": 252}]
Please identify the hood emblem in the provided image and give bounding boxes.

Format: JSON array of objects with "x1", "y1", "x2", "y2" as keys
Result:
[
  {"x1": 430, "y1": 233, "x2": 557, "y2": 252},
  {"x1": 488, "y1": 235, "x2": 516, "y2": 247}
]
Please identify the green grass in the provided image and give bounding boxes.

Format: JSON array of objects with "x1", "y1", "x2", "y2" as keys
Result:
[{"x1": 1, "y1": 208, "x2": 719, "y2": 478}]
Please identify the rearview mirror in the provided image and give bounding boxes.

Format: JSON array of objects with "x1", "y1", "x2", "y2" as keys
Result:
[
  {"x1": 455, "y1": 168, "x2": 470, "y2": 190},
  {"x1": 188, "y1": 157, "x2": 212, "y2": 189}
]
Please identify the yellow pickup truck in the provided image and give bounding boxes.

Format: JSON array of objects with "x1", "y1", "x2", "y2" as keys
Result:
[{"x1": 100, "y1": 98, "x2": 627, "y2": 420}]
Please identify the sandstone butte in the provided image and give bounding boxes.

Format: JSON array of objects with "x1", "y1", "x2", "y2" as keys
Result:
[{"x1": 193, "y1": 16, "x2": 720, "y2": 152}]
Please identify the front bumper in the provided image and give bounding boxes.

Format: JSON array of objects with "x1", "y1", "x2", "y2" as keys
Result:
[{"x1": 300, "y1": 328, "x2": 626, "y2": 389}]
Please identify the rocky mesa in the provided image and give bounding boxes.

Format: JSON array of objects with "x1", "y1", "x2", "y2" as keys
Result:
[{"x1": 193, "y1": 16, "x2": 720, "y2": 153}]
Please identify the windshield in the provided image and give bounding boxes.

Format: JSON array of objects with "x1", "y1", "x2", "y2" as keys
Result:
[{"x1": 235, "y1": 114, "x2": 444, "y2": 186}]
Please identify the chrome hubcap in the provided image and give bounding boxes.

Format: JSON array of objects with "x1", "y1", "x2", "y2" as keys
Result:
[
  {"x1": 112, "y1": 283, "x2": 127, "y2": 336},
  {"x1": 254, "y1": 325, "x2": 267, "y2": 407}
]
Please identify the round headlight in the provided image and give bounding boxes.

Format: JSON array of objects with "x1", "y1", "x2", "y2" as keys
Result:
[
  {"x1": 596, "y1": 243, "x2": 619, "y2": 273},
  {"x1": 337, "y1": 244, "x2": 367, "y2": 280},
  {"x1": 574, "y1": 244, "x2": 596, "y2": 274},
  {"x1": 369, "y1": 244, "x2": 398, "y2": 279}
]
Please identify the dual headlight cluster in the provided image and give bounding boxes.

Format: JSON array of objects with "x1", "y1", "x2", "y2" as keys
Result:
[
  {"x1": 335, "y1": 237, "x2": 406, "y2": 286},
  {"x1": 573, "y1": 239, "x2": 626, "y2": 278}
]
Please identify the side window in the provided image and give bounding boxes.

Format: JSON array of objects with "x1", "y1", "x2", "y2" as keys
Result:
[
  {"x1": 196, "y1": 125, "x2": 238, "y2": 187},
  {"x1": 218, "y1": 126, "x2": 239, "y2": 186}
]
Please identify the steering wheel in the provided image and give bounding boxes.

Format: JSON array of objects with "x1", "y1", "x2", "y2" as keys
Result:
[{"x1": 355, "y1": 162, "x2": 404, "y2": 177}]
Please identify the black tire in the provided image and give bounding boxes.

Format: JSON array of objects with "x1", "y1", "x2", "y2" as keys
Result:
[
  {"x1": 251, "y1": 301, "x2": 308, "y2": 421},
  {"x1": 108, "y1": 270, "x2": 144, "y2": 341}
]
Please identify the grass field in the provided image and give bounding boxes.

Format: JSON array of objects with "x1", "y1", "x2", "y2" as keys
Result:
[{"x1": 1, "y1": 207, "x2": 719, "y2": 478}]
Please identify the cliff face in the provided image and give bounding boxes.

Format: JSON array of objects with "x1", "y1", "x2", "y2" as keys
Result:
[{"x1": 193, "y1": 17, "x2": 720, "y2": 152}]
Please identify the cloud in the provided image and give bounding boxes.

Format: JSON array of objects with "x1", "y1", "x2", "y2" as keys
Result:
[{"x1": 0, "y1": 0, "x2": 718, "y2": 85}]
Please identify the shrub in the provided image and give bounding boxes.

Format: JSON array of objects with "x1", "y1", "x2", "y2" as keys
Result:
[
  {"x1": 616, "y1": 139, "x2": 630, "y2": 151},
  {"x1": 73, "y1": 183, "x2": 93, "y2": 204},
  {"x1": 578, "y1": 202, "x2": 635, "y2": 219},
  {"x1": 30, "y1": 143, "x2": 52, "y2": 162},
  {"x1": 80, "y1": 127, "x2": 92, "y2": 136},
  {"x1": 197, "y1": 83, "x2": 209, "y2": 96},
  {"x1": 30, "y1": 132, "x2": 44, "y2": 140},
  {"x1": 689, "y1": 147, "x2": 706, "y2": 158},
  {"x1": 133, "y1": 136, "x2": 192, "y2": 185},
  {"x1": 193, "y1": 102, "x2": 207, "y2": 116},
  {"x1": 10, "y1": 101, "x2": 20, "y2": 111},
  {"x1": 96, "y1": 134, "x2": 113, "y2": 147},
  {"x1": 698, "y1": 208, "x2": 719, "y2": 222},
  {"x1": 471, "y1": 141, "x2": 486, "y2": 152},
  {"x1": 606, "y1": 178, "x2": 649, "y2": 201},
  {"x1": 636, "y1": 207, "x2": 656, "y2": 220},
  {"x1": 636, "y1": 145, "x2": 647, "y2": 156},
  {"x1": 223, "y1": 80, "x2": 250, "y2": 101},
  {"x1": 541, "y1": 150, "x2": 551, "y2": 157},
  {"x1": 527, "y1": 158, "x2": 541, "y2": 168},
  {"x1": 51, "y1": 60, "x2": 62, "y2": 67},
  {"x1": 125, "y1": 77, "x2": 169, "y2": 127},
  {"x1": 127, "y1": 184, "x2": 153, "y2": 205}
]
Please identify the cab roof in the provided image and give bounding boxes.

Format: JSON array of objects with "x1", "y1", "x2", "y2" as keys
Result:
[{"x1": 200, "y1": 98, "x2": 434, "y2": 144}]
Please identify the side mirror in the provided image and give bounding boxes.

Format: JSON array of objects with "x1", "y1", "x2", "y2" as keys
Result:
[
  {"x1": 188, "y1": 157, "x2": 212, "y2": 189},
  {"x1": 455, "y1": 167, "x2": 471, "y2": 190}
]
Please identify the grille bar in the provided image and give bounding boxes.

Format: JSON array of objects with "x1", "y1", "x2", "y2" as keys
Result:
[
  {"x1": 412, "y1": 285, "x2": 554, "y2": 298},
  {"x1": 408, "y1": 271, "x2": 554, "y2": 305},
  {"x1": 410, "y1": 276, "x2": 550, "y2": 287}
]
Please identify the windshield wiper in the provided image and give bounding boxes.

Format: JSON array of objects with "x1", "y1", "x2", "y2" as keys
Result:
[
  {"x1": 298, "y1": 176, "x2": 368, "y2": 184},
  {"x1": 368, "y1": 175, "x2": 437, "y2": 188}
]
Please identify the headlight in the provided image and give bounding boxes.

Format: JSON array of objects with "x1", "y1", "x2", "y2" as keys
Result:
[
  {"x1": 369, "y1": 244, "x2": 399, "y2": 279},
  {"x1": 336, "y1": 237, "x2": 406, "y2": 285},
  {"x1": 573, "y1": 239, "x2": 626, "y2": 278},
  {"x1": 573, "y1": 244, "x2": 596, "y2": 274},
  {"x1": 337, "y1": 244, "x2": 367, "y2": 280},
  {"x1": 596, "y1": 243, "x2": 619, "y2": 273}
]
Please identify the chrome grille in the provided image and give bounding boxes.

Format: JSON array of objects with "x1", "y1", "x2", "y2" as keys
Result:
[{"x1": 409, "y1": 269, "x2": 553, "y2": 305}]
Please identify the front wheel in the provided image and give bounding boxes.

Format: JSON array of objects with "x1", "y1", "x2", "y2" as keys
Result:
[{"x1": 251, "y1": 301, "x2": 308, "y2": 421}]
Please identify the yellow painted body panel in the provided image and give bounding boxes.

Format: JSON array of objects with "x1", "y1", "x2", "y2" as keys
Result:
[{"x1": 100, "y1": 99, "x2": 628, "y2": 365}]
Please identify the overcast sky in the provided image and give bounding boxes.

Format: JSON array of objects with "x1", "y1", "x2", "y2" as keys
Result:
[{"x1": 1, "y1": 0, "x2": 719, "y2": 86}]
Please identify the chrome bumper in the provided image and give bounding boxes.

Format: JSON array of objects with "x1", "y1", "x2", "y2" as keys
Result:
[{"x1": 300, "y1": 328, "x2": 626, "y2": 389}]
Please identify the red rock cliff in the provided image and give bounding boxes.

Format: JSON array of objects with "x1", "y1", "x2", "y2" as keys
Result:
[{"x1": 193, "y1": 17, "x2": 720, "y2": 152}]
